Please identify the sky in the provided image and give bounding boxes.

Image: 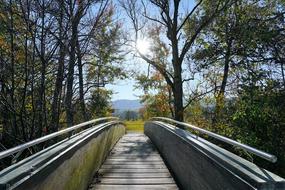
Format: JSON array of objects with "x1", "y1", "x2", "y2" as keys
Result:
[{"x1": 106, "y1": 79, "x2": 143, "y2": 100}]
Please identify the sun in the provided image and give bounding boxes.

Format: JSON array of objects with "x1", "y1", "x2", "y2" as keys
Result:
[{"x1": 136, "y1": 39, "x2": 150, "y2": 55}]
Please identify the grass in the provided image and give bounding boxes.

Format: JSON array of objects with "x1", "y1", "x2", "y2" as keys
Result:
[{"x1": 124, "y1": 120, "x2": 145, "y2": 132}]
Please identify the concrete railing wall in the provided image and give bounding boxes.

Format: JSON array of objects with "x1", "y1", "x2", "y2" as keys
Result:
[
  {"x1": 144, "y1": 121, "x2": 285, "y2": 190},
  {"x1": 0, "y1": 122, "x2": 125, "y2": 190}
]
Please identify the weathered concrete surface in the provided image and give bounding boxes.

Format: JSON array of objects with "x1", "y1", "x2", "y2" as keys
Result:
[
  {"x1": 0, "y1": 122, "x2": 125, "y2": 190},
  {"x1": 144, "y1": 121, "x2": 285, "y2": 190}
]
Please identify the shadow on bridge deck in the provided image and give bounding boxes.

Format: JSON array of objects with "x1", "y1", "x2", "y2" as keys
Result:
[{"x1": 88, "y1": 133, "x2": 178, "y2": 190}]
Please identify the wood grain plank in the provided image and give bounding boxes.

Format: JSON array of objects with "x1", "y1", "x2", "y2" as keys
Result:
[
  {"x1": 101, "y1": 164, "x2": 167, "y2": 169},
  {"x1": 90, "y1": 184, "x2": 179, "y2": 190},
  {"x1": 103, "y1": 161, "x2": 165, "y2": 165},
  {"x1": 87, "y1": 133, "x2": 178, "y2": 189},
  {"x1": 99, "y1": 168, "x2": 170, "y2": 173},
  {"x1": 99, "y1": 178, "x2": 176, "y2": 185},
  {"x1": 101, "y1": 173, "x2": 172, "y2": 178}
]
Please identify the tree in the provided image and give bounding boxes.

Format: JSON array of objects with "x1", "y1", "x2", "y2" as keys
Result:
[
  {"x1": 50, "y1": 0, "x2": 68, "y2": 133},
  {"x1": 192, "y1": 0, "x2": 285, "y2": 123},
  {"x1": 121, "y1": 0, "x2": 232, "y2": 121},
  {"x1": 65, "y1": 0, "x2": 87, "y2": 127},
  {"x1": 86, "y1": 5, "x2": 126, "y2": 92},
  {"x1": 0, "y1": 0, "x2": 125, "y2": 166},
  {"x1": 189, "y1": 0, "x2": 285, "y2": 177},
  {"x1": 81, "y1": 4, "x2": 126, "y2": 121},
  {"x1": 232, "y1": 83, "x2": 285, "y2": 177},
  {"x1": 87, "y1": 89, "x2": 113, "y2": 118},
  {"x1": 135, "y1": 70, "x2": 173, "y2": 119},
  {"x1": 122, "y1": 110, "x2": 138, "y2": 121}
]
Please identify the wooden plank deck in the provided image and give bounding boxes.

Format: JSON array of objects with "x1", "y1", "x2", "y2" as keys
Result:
[{"x1": 89, "y1": 133, "x2": 179, "y2": 190}]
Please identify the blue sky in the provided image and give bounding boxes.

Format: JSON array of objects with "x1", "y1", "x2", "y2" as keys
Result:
[{"x1": 106, "y1": 79, "x2": 143, "y2": 100}]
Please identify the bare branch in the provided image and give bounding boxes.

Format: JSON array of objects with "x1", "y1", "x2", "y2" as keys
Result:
[
  {"x1": 137, "y1": 50, "x2": 174, "y2": 88},
  {"x1": 180, "y1": 1, "x2": 231, "y2": 61},
  {"x1": 177, "y1": 0, "x2": 203, "y2": 32}
]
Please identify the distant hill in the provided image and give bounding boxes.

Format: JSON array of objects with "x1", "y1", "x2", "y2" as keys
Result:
[{"x1": 112, "y1": 99, "x2": 142, "y2": 111}]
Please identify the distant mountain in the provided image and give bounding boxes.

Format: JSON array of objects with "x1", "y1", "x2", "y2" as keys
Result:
[{"x1": 112, "y1": 99, "x2": 142, "y2": 111}]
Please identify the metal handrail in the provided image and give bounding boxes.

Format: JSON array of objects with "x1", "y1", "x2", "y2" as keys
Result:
[
  {"x1": 151, "y1": 117, "x2": 277, "y2": 163},
  {"x1": 0, "y1": 117, "x2": 119, "y2": 160}
]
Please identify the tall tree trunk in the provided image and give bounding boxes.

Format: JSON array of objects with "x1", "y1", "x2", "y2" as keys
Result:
[
  {"x1": 65, "y1": 20, "x2": 78, "y2": 127},
  {"x1": 50, "y1": 43, "x2": 65, "y2": 132},
  {"x1": 214, "y1": 39, "x2": 232, "y2": 124},
  {"x1": 30, "y1": 31, "x2": 36, "y2": 140},
  {"x1": 9, "y1": 0, "x2": 18, "y2": 137},
  {"x1": 65, "y1": 1, "x2": 85, "y2": 127},
  {"x1": 76, "y1": 39, "x2": 88, "y2": 121},
  {"x1": 172, "y1": 27, "x2": 184, "y2": 122},
  {"x1": 19, "y1": 22, "x2": 29, "y2": 142},
  {"x1": 173, "y1": 66, "x2": 184, "y2": 122},
  {"x1": 36, "y1": 0, "x2": 46, "y2": 137},
  {"x1": 51, "y1": 3, "x2": 66, "y2": 132}
]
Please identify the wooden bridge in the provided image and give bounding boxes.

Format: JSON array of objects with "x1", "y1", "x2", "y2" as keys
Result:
[
  {"x1": 0, "y1": 117, "x2": 284, "y2": 190},
  {"x1": 90, "y1": 133, "x2": 177, "y2": 189}
]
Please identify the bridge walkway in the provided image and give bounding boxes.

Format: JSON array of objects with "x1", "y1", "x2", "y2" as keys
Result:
[{"x1": 88, "y1": 133, "x2": 178, "y2": 190}]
